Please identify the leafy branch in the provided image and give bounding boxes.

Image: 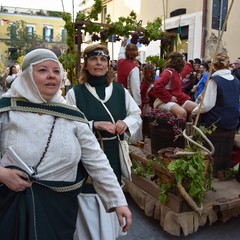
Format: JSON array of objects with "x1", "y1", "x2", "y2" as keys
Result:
[
  {"x1": 163, "y1": 125, "x2": 215, "y2": 207},
  {"x1": 61, "y1": 0, "x2": 175, "y2": 83}
]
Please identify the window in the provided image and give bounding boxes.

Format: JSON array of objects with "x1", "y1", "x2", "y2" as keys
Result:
[
  {"x1": 9, "y1": 23, "x2": 17, "y2": 40},
  {"x1": 26, "y1": 24, "x2": 35, "y2": 36},
  {"x1": 8, "y1": 47, "x2": 18, "y2": 60},
  {"x1": 170, "y1": 8, "x2": 186, "y2": 18},
  {"x1": 101, "y1": 6, "x2": 107, "y2": 24},
  {"x1": 60, "y1": 27, "x2": 67, "y2": 43},
  {"x1": 43, "y1": 25, "x2": 53, "y2": 42},
  {"x1": 212, "y1": 0, "x2": 228, "y2": 30}
]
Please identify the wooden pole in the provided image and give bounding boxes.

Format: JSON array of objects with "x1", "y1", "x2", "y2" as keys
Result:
[
  {"x1": 76, "y1": 24, "x2": 82, "y2": 80},
  {"x1": 194, "y1": 0, "x2": 235, "y2": 127},
  {"x1": 162, "y1": 0, "x2": 166, "y2": 31}
]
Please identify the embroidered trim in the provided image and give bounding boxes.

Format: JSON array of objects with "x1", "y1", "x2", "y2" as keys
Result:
[
  {"x1": 12, "y1": 105, "x2": 87, "y2": 123},
  {"x1": 0, "y1": 97, "x2": 88, "y2": 123},
  {"x1": 0, "y1": 106, "x2": 11, "y2": 112}
]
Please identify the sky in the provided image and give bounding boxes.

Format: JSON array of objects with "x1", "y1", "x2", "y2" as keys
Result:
[{"x1": 1, "y1": 0, "x2": 81, "y2": 16}]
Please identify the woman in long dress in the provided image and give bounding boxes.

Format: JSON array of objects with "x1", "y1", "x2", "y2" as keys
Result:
[
  {"x1": 0, "y1": 48, "x2": 132, "y2": 240},
  {"x1": 66, "y1": 44, "x2": 142, "y2": 240}
]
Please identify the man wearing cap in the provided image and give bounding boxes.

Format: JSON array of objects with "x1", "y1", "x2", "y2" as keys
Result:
[{"x1": 232, "y1": 59, "x2": 240, "y2": 81}]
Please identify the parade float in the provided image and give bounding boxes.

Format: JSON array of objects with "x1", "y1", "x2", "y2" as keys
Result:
[
  {"x1": 124, "y1": 134, "x2": 240, "y2": 236},
  {"x1": 124, "y1": 111, "x2": 240, "y2": 236},
  {"x1": 123, "y1": 0, "x2": 240, "y2": 236}
]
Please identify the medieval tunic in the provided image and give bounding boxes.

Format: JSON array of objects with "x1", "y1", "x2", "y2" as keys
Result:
[
  {"x1": 154, "y1": 68, "x2": 191, "y2": 106},
  {"x1": 117, "y1": 46, "x2": 142, "y2": 106},
  {"x1": 66, "y1": 81, "x2": 142, "y2": 240},
  {"x1": 192, "y1": 69, "x2": 240, "y2": 130},
  {"x1": 0, "y1": 98, "x2": 128, "y2": 240},
  {"x1": 192, "y1": 69, "x2": 240, "y2": 172}
]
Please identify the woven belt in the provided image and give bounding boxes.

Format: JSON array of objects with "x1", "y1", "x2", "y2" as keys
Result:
[
  {"x1": 101, "y1": 136, "x2": 117, "y2": 141},
  {"x1": 33, "y1": 178, "x2": 85, "y2": 192}
]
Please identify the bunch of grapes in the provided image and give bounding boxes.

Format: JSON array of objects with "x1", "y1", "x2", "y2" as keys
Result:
[
  {"x1": 161, "y1": 36, "x2": 171, "y2": 47},
  {"x1": 130, "y1": 33, "x2": 139, "y2": 44},
  {"x1": 146, "y1": 109, "x2": 185, "y2": 136},
  {"x1": 139, "y1": 36, "x2": 150, "y2": 46},
  {"x1": 165, "y1": 114, "x2": 185, "y2": 136},
  {"x1": 100, "y1": 30, "x2": 108, "y2": 42},
  {"x1": 91, "y1": 33, "x2": 100, "y2": 42}
]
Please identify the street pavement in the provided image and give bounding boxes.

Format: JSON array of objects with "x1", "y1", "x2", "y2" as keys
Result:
[{"x1": 119, "y1": 192, "x2": 240, "y2": 240}]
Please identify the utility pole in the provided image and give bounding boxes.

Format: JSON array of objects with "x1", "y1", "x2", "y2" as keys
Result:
[{"x1": 61, "y1": 0, "x2": 65, "y2": 12}]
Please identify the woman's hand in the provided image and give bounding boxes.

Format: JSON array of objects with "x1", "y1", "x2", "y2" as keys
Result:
[
  {"x1": 0, "y1": 166, "x2": 32, "y2": 192},
  {"x1": 115, "y1": 120, "x2": 127, "y2": 135},
  {"x1": 115, "y1": 206, "x2": 132, "y2": 233},
  {"x1": 171, "y1": 96, "x2": 178, "y2": 103},
  {"x1": 94, "y1": 120, "x2": 128, "y2": 135},
  {"x1": 94, "y1": 121, "x2": 116, "y2": 135}
]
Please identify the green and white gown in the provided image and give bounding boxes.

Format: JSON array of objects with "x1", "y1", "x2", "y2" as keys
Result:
[{"x1": 66, "y1": 80, "x2": 142, "y2": 240}]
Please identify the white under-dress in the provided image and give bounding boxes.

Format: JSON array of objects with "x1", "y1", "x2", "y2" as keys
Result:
[{"x1": 74, "y1": 193, "x2": 127, "y2": 240}]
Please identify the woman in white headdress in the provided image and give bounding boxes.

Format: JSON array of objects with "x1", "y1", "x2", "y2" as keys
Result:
[{"x1": 0, "y1": 48, "x2": 132, "y2": 240}]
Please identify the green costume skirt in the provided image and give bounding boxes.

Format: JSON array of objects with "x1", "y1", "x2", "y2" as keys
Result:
[{"x1": 0, "y1": 167, "x2": 86, "y2": 240}]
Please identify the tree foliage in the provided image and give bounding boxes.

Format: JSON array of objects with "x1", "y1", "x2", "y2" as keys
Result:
[
  {"x1": 47, "y1": 11, "x2": 64, "y2": 18},
  {"x1": 60, "y1": 12, "x2": 76, "y2": 82},
  {"x1": 6, "y1": 20, "x2": 43, "y2": 59},
  {"x1": 76, "y1": 1, "x2": 165, "y2": 45},
  {"x1": 145, "y1": 55, "x2": 167, "y2": 69},
  {"x1": 61, "y1": 13, "x2": 75, "y2": 52}
]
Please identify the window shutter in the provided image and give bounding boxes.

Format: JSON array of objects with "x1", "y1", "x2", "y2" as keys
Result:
[
  {"x1": 43, "y1": 28, "x2": 46, "y2": 41},
  {"x1": 30, "y1": 27, "x2": 34, "y2": 35},
  {"x1": 62, "y1": 29, "x2": 67, "y2": 43},
  {"x1": 10, "y1": 25, "x2": 17, "y2": 40},
  {"x1": 50, "y1": 28, "x2": 53, "y2": 42},
  {"x1": 212, "y1": 0, "x2": 228, "y2": 30}
]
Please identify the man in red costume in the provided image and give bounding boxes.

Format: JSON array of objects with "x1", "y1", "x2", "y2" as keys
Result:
[{"x1": 117, "y1": 38, "x2": 141, "y2": 107}]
